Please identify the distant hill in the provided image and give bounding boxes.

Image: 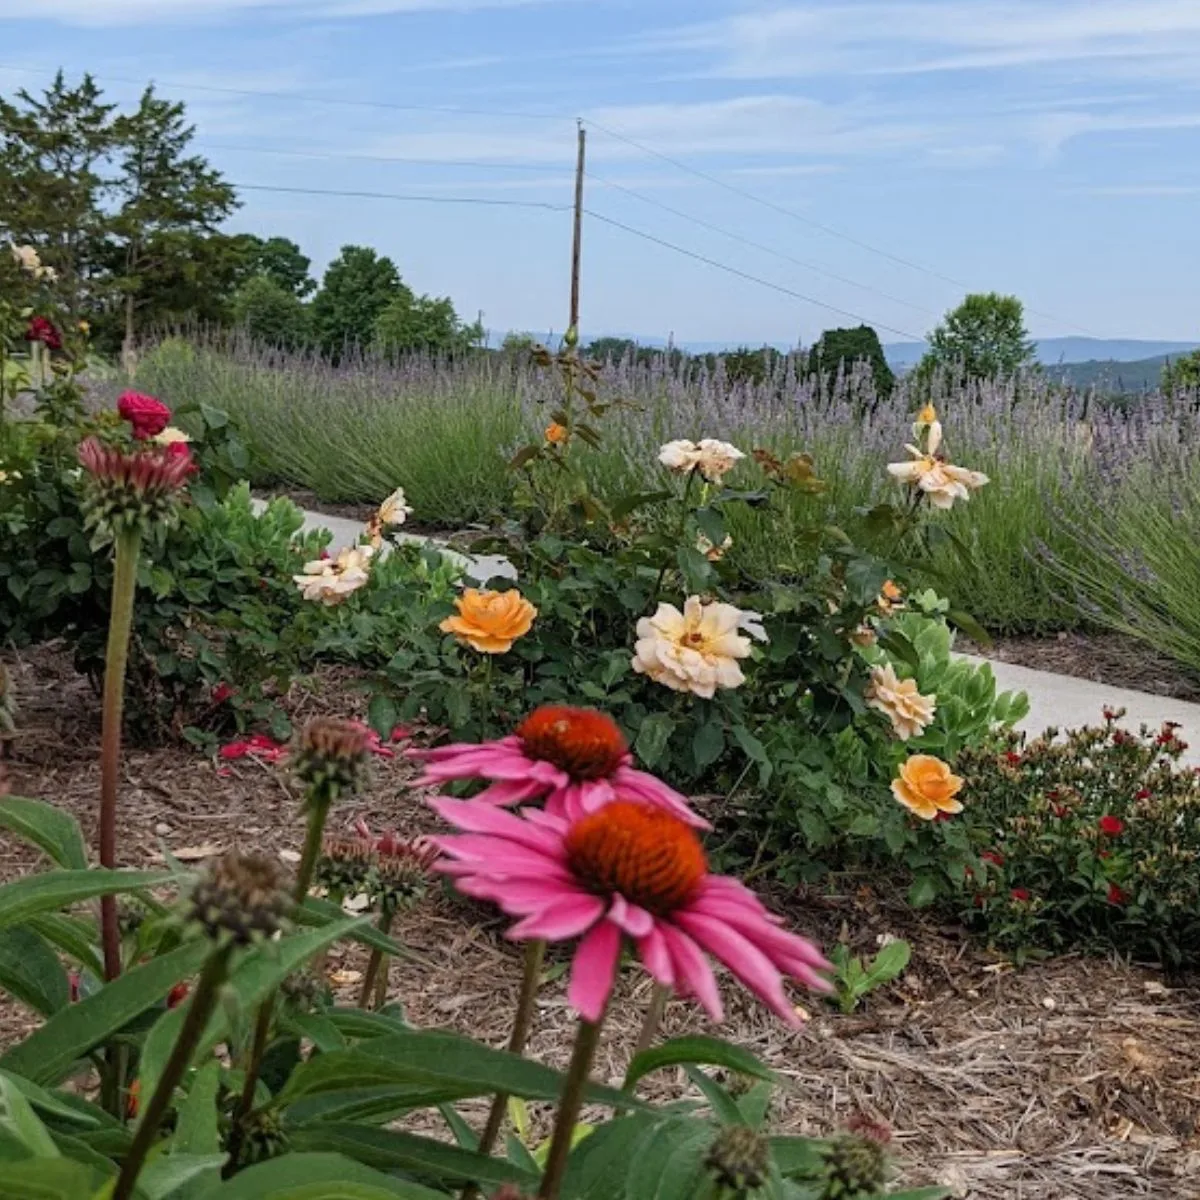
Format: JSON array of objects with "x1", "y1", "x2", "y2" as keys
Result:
[
  {"x1": 883, "y1": 337, "x2": 1200, "y2": 371},
  {"x1": 1045, "y1": 355, "x2": 1180, "y2": 393}
]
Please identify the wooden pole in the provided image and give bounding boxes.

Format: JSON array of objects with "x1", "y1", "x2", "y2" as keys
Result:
[{"x1": 569, "y1": 121, "x2": 586, "y2": 334}]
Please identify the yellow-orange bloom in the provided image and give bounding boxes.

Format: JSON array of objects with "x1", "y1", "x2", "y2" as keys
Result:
[
  {"x1": 877, "y1": 579, "x2": 904, "y2": 616},
  {"x1": 866, "y1": 663, "x2": 936, "y2": 740},
  {"x1": 891, "y1": 754, "x2": 964, "y2": 820},
  {"x1": 440, "y1": 588, "x2": 537, "y2": 654},
  {"x1": 545, "y1": 422, "x2": 569, "y2": 445},
  {"x1": 917, "y1": 403, "x2": 937, "y2": 425}
]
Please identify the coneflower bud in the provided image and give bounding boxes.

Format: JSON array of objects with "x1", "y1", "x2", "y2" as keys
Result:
[
  {"x1": 704, "y1": 1125, "x2": 770, "y2": 1194},
  {"x1": 77, "y1": 437, "x2": 192, "y2": 542},
  {"x1": 818, "y1": 1132, "x2": 889, "y2": 1199},
  {"x1": 292, "y1": 718, "x2": 370, "y2": 810},
  {"x1": 188, "y1": 852, "x2": 289, "y2": 945},
  {"x1": 313, "y1": 832, "x2": 376, "y2": 897},
  {"x1": 372, "y1": 833, "x2": 438, "y2": 914},
  {"x1": 230, "y1": 1107, "x2": 289, "y2": 1168},
  {"x1": 280, "y1": 969, "x2": 331, "y2": 1012}
]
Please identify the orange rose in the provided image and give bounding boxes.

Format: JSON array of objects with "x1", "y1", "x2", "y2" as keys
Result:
[
  {"x1": 440, "y1": 588, "x2": 537, "y2": 654},
  {"x1": 545, "y1": 422, "x2": 569, "y2": 445},
  {"x1": 891, "y1": 755, "x2": 964, "y2": 821}
]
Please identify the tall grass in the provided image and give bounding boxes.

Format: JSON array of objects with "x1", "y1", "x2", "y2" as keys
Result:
[{"x1": 126, "y1": 336, "x2": 1200, "y2": 639}]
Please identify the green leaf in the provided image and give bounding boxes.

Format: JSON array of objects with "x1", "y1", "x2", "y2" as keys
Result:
[
  {"x1": 623, "y1": 1036, "x2": 773, "y2": 1092},
  {"x1": 0, "y1": 1158, "x2": 100, "y2": 1198},
  {"x1": 0, "y1": 1071, "x2": 101, "y2": 1129},
  {"x1": 277, "y1": 1030, "x2": 639, "y2": 1113},
  {"x1": 681, "y1": 1066, "x2": 745, "y2": 1127},
  {"x1": 194, "y1": 1152, "x2": 449, "y2": 1198},
  {"x1": 559, "y1": 1115, "x2": 661, "y2": 1199},
  {"x1": 0, "y1": 798, "x2": 87, "y2": 870},
  {"x1": 139, "y1": 918, "x2": 365, "y2": 1103},
  {"x1": 290, "y1": 1125, "x2": 539, "y2": 1188},
  {"x1": 609, "y1": 490, "x2": 673, "y2": 521},
  {"x1": 0, "y1": 928, "x2": 70, "y2": 1016},
  {"x1": 691, "y1": 723, "x2": 726, "y2": 772},
  {"x1": 0, "y1": 941, "x2": 210, "y2": 1086},
  {"x1": 136, "y1": 1152, "x2": 226, "y2": 1199},
  {"x1": 295, "y1": 897, "x2": 416, "y2": 961},
  {"x1": 877, "y1": 631, "x2": 920, "y2": 671},
  {"x1": 324, "y1": 1007, "x2": 410, "y2": 1042},
  {"x1": 633, "y1": 713, "x2": 675, "y2": 770},
  {"x1": 0, "y1": 869, "x2": 177, "y2": 934},
  {"x1": 26, "y1": 914, "x2": 105, "y2": 982},
  {"x1": 946, "y1": 608, "x2": 991, "y2": 647},
  {"x1": 907, "y1": 875, "x2": 939, "y2": 909},
  {"x1": 768, "y1": 1135, "x2": 827, "y2": 1179},
  {"x1": 366, "y1": 694, "x2": 398, "y2": 741},
  {"x1": 170, "y1": 1061, "x2": 221, "y2": 1156},
  {"x1": 437, "y1": 1104, "x2": 477, "y2": 1151},
  {"x1": 866, "y1": 940, "x2": 912, "y2": 987},
  {"x1": 0, "y1": 1070, "x2": 59, "y2": 1159}
]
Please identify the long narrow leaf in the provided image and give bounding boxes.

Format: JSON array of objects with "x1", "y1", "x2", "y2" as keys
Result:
[
  {"x1": 0, "y1": 869, "x2": 176, "y2": 933},
  {"x1": 0, "y1": 928, "x2": 70, "y2": 1016},
  {"x1": 0, "y1": 798, "x2": 87, "y2": 871},
  {"x1": 194, "y1": 1151, "x2": 450, "y2": 1198},
  {"x1": 623, "y1": 1036, "x2": 774, "y2": 1092}
]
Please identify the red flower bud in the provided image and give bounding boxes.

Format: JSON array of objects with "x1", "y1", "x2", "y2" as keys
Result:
[
  {"x1": 1099, "y1": 815, "x2": 1125, "y2": 836},
  {"x1": 1107, "y1": 882, "x2": 1130, "y2": 906},
  {"x1": 24, "y1": 315, "x2": 62, "y2": 350},
  {"x1": 1010, "y1": 887, "x2": 1031, "y2": 903},
  {"x1": 981, "y1": 850, "x2": 1005, "y2": 867}
]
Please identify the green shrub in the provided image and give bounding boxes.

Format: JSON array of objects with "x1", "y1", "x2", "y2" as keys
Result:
[{"x1": 953, "y1": 713, "x2": 1200, "y2": 967}]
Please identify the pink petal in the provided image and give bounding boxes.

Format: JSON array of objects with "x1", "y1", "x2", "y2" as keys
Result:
[
  {"x1": 674, "y1": 910, "x2": 801, "y2": 1026},
  {"x1": 508, "y1": 894, "x2": 605, "y2": 940},
  {"x1": 658, "y1": 924, "x2": 724, "y2": 1023},
  {"x1": 472, "y1": 779, "x2": 549, "y2": 807},
  {"x1": 613, "y1": 766, "x2": 710, "y2": 829},
  {"x1": 568, "y1": 920, "x2": 623, "y2": 1022},
  {"x1": 427, "y1": 798, "x2": 566, "y2": 857},
  {"x1": 608, "y1": 895, "x2": 654, "y2": 938},
  {"x1": 636, "y1": 923, "x2": 675, "y2": 988},
  {"x1": 545, "y1": 779, "x2": 615, "y2": 822}
]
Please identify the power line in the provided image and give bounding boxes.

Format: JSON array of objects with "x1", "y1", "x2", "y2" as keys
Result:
[
  {"x1": 587, "y1": 168, "x2": 940, "y2": 322},
  {"x1": 199, "y1": 140, "x2": 565, "y2": 175},
  {"x1": 583, "y1": 117, "x2": 1103, "y2": 337},
  {"x1": 584, "y1": 208, "x2": 925, "y2": 340},
  {"x1": 0, "y1": 61, "x2": 570, "y2": 123},
  {"x1": 233, "y1": 182, "x2": 572, "y2": 211}
]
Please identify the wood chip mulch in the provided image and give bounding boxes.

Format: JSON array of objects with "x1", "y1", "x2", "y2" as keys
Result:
[{"x1": 2, "y1": 644, "x2": 1199, "y2": 1199}]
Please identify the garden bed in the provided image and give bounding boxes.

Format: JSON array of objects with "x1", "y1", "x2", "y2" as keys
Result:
[{"x1": 3, "y1": 645, "x2": 1197, "y2": 1200}]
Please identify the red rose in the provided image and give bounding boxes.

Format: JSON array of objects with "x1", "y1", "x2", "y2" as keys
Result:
[
  {"x1": 24, "y1": 315, "x2": 62, "y2": 351},
  {"x1": 981, "y1": 850, "x2": 1005, "y2": 867},
  {"x1": 1004, "y1": 750, "x2": 1022, "y2": 766},
  {"x1": 117, "y1": 391, "x2": 172, "y2": 439},
  {"x1": 1010, "y1": 887, "x2": 1031, "y2": 903},
  {"x1": 1099, "y1": 815, "x2": 1125, "y2": 836},
  {"x1": 1107, "y1": 882, "x2": 1130, "y2": 906},
  {"x1": 1135, "y1": 788, "x2": 1151, "y2": 801},
  {"x1": 1052, "y1": 804, "x2": 1070, "y2": 818},
  {"x1": 211, "y1": 682, "x2": 234, "y2": 705}
]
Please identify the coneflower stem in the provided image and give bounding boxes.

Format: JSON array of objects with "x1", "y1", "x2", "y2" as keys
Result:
[
  {"x1": 358, "y1": 908, "x2": 395, "y2": 1009},
  {"x1": 112, "y1": 944, "x2": 233, "y2": 1200},
  {"x1": 463, "y1": 939, "x2": 546, "y2": 1200},
  {"x1": 99, "y1": 527, "x2": 141, "y2": 984},
  {"x1": 229, "y1": 799, "x2": 329, "y2": 1166},
  {"x1": 633, "y1": 982, "x2": 670, "y2": 1056},
  {"x1": 538, "y1": 1012, "x2": 607, "y2": 1199}
]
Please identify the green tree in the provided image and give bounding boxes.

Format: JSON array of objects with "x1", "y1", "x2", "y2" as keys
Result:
[
  {"x1": 310, "y1": 245, "x2": 404, "y2": 358},
  {"x1": 106, "y1": 86, "x2": 239, "y2": 354},
  {"x1": 239, "y1": 235, "x2": 314, "y2": 298},
  {"x1": 1162, "y1": 349, "x2": 1200, "y2": 394},
  {"x1": 374, "y1": 290, "x2": 480, "y2": 356},
  {"x1": 808, "y1": 325, "x2": 894, "y2": 397},
  {"x1": 0, "y1": 71, "x2": 117, "y2": 319},
  {"x1": 918, "y1": 292, "x2": 1037, "y2": 380},
  {"x1": 232, "y1": 275, "x2": 312, "y2": 349}
]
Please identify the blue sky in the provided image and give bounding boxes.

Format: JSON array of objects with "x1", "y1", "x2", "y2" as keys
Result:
[{"x1": 2, "y1": 0, "x2": 1198, "y2": 345}]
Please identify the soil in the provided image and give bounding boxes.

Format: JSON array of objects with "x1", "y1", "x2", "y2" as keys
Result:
[
  {"x1": 965, "y1": 631, "x2": 1200, "y2": 703},
  {"x1": 3, "y1": 645, "x2": 1199, "y2": 1199}
]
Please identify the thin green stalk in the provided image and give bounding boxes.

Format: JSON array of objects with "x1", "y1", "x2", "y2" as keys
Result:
[
  {"x1": 228, "y1": 801, "x2": 328, "y2": 1165},
  {"x1": 112, "y1": 944, "x2": 233, "y2": 1200},
  {"x1": 632, "y1": 982, "x2": 670, "y2": 1056},
  {"x1": 99, "y1": 527, "x2": 141, "y2": 982},
  {"x1": 650, "y1": 467, "x2": 699, "y2": 607},
  {"x1": 538, "y1": 1012, "x2": 607, "y2": 1199},
  {"x1": 358, "y1": 908, "x2": 395, "y2": 1009},
  {"x1": 464, "y1": 939, "x2": 546, "y2": 1200}
]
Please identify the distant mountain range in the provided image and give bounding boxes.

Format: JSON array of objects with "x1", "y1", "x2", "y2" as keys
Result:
[{"x1": 881, "y1": 337, "x2": 1200, "y2": 370}]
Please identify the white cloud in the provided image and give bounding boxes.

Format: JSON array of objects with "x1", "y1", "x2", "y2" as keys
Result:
[{"x1": 0, "y1": 0, "x2": 555, "y2": 25}]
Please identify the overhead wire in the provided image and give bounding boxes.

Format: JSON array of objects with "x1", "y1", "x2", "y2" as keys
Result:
[{"x1": 231, "y1": 182, "x2": 572, "y2": 210}]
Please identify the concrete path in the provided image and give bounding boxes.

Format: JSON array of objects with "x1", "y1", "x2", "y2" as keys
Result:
[{"x1": 277, "y1": 500, "x2": 1200, "y2": 760}]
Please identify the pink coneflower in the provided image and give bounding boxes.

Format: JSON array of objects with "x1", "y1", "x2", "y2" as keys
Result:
[
  {"x1": 77, "y1": 437, "x2": 193, "y2": 535},
  {"x1": 411, "y1": 705, "x2": 706, "y2": 827},
  {"x1": 429, "y1": 798, "x2": 831, "y2": 1025}
]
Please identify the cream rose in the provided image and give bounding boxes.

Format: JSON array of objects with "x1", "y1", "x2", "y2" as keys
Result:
[{"x1": 865, "y1": 663, "x2": 936, "y2": 740}]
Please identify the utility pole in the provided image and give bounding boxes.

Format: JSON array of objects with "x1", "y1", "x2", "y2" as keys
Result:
[{"x1": 569, "y1": 120, "x2": 586, "y2": 335}]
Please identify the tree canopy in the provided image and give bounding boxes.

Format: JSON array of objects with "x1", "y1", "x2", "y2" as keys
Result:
[
  {"x1": 918, "y1": 292, "x2": 1037, "y2": 381},
  {"x1": 808, "y1": 325, "x2": 894, "y2": 397}
]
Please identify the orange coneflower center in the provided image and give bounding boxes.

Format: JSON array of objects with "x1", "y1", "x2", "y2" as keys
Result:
[
  {"x1": 517, "y1": 706, "x2": 627, "y2": 780},
  {"x1": 565, "y1": 801, "x2": 707, "y2": 916}
]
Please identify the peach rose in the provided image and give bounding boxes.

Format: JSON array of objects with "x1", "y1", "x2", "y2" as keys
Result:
[
  {"x1": 440, "y1": 588, "x2": 537, "y2": 654},
  {"x1": 891, "y1": 755, "x2": 964, "y2": 821}
]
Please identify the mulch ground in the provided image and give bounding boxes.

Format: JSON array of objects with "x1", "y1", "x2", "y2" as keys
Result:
[{"x1": 2, "y1": 645, "x2": 1199, "y2": 1199}]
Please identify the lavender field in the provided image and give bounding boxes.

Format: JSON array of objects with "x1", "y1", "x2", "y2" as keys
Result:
[{"x1": 131, "y1": 337, "x2": 1200, "y2": 657}]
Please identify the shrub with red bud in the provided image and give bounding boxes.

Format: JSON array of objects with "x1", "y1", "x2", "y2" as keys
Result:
[
  {"x1": 24, "y1": 315, "x2": 61, "y2": 351},
  {"x1": 117, "y1": 391, "x2": 172, "y2": 439},
  {"x1": 77, "y1": 437, "x2": 192, "y2": 542},
  {"x1": 1098, "y1": 815, "x2": 1125, "y2": 836}
]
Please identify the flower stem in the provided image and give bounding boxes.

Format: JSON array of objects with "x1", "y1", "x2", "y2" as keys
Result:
[
  {"x1": 650, "y1": 467, "x2": 699, "y2": 607},
  {"x1": 228, "y1": 800, "x2": 328, "y2": 1167},
  {"x1": 99, "y1": 527, "x2": 141, "y2": 983},
  {"x1": 538, "y1": 1012, "x2": 607, "y2": 1199},
  {"x1": 112, "y1": 944, "x2": 233, "y2": 1200},
  {"x1": 461, "y1": 939, "x2": 545, "y2": 1200},
  {"x1": 632, "y1": 982, "x2": 670, "y2": 1056},
  {"x1": 358, "y1": 908, "x2": 395, "y2": 1009}
]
